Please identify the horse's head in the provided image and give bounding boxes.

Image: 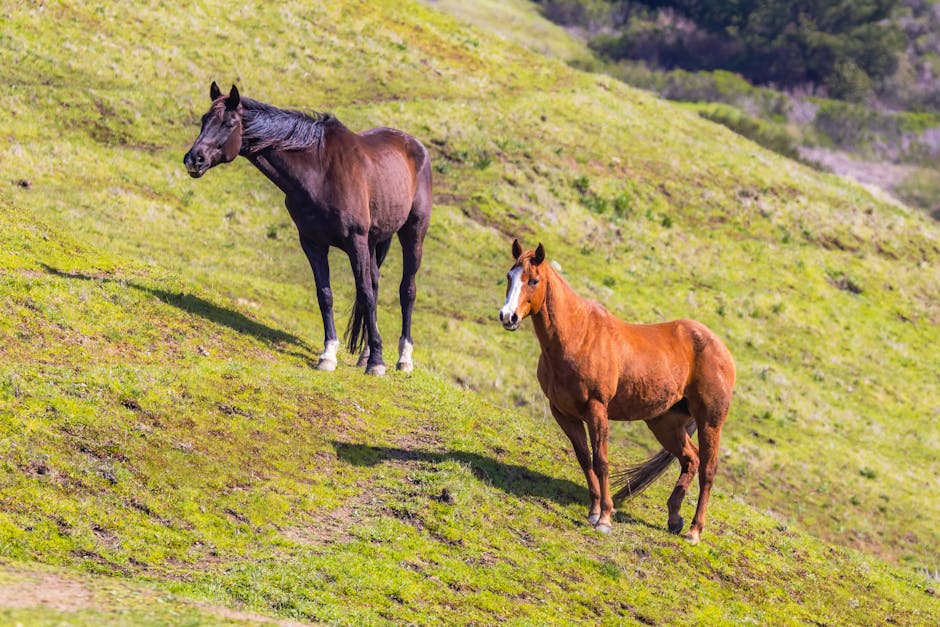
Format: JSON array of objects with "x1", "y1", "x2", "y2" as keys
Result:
[
  {"x1": 183, "y1": 82, "x2": 244, "y2": 178},
  {"x1": 499, "y1": 239, "x2": 547, "y2": 331}
]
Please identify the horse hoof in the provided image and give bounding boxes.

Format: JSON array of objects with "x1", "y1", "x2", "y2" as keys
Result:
[
  {"x1": 595, "y1": 523, "x2": 612, "y2": 534},
  {"x1": 684, "y1": 530, "x2": 700, "y2": 545},
  {"x1": 366, "y1": 364, "x2": 386, "y2": 376},
  {"x1": 316, "y1": 358, "x2": 337, "y2": 371},
  {"x1": 668, "y1": 516, "x2": 684, "y2": 535},
  {"x1": 397, "y1": 339, "x2": 413, "y2": 372},
  {"x1": 587, "y1": 513, "x2": 600, "y2": 525}
]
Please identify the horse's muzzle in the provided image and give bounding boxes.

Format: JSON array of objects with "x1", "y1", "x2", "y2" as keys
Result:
[
  {"x1": 498, "y1": 309, "x2": 520, "y2": 331},
  {"x1": 183, "y1": 150, "x2": 207, "y2": 178}
]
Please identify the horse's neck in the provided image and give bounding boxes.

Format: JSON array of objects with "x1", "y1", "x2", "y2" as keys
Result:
[
  {"x1": 246, "y1": 149, "x2": 292, "y2": 189},
  {"x1": 246, "y1": 148, "x2": 323, "y2": 198},
  {"x1": 240, "y1": 105, "x2": 330, "y2": 196},
  {"x1": 531, "y1": 268, "x2": 589, "y2": 354}
]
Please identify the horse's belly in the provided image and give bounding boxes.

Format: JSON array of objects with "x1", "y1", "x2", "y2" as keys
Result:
[
  {"x1": 538, "y1": 355, "x2": 683, "y2": 422},
  {"x1": 607, "y1": 392, "x2": 678, "y2": 423},
  {"x1": 368, "y1": 198, "x2": 411, "y2": 236}
]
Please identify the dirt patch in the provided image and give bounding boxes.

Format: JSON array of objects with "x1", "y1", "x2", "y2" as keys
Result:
[
  {"x1": 194, "y1": 603, "x2": 316, "y2": 626},
  {"x1": 0, "y1": 565, "x2": 315, "y2": 625},
  {"x1": 0, "y1": 571, "x2": 94, "y2": 611},
  {"x1": 798, "y1": 147, "x2": 914, "y2": 202},
  {"x1": 281, "y1": 506, "x2": 361, "y2": 547}
]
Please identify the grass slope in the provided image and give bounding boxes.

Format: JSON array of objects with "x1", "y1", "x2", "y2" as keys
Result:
[{"x1": 0, "y1": 0, "x2": 938, "y2": 624}]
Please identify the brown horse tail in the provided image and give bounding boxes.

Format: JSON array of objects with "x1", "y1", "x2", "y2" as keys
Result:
[
  {"x1": 610, "y1": 416, "x2": 697, "y2": 503},
  {"x1": 344, "y1": 239, "x2": 393, "y2": 354}
]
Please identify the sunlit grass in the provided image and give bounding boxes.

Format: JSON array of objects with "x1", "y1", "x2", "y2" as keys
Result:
[{"x1": 0, "y1": 0, "x2": 937, "y2": 624}]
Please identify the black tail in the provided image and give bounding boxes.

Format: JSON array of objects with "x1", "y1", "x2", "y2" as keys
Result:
[
  {"x1": 345, "y1": 302, "x2": 366, "y2": 354},
  {"x1": 610, "y1": 416, "x2": 697, "y2": 504},
  {"x1": 343, "y1": 239, "x2": 392, "y2": 354}
]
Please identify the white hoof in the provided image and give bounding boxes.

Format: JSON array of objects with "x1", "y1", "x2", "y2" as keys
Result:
[
  {"x1": 317, "y1": 340, "x2": 339, "y2": 371},
  {"x1": 684, "y1": 531, "x2": 700, "y2": 545},
  {"x1": 595, "y1": 523, "x2": 612, "y2": 534},
  {"x1": 316, "y1": 358, "x2": 337, "y2": 371},
  {"x1": 396, "y1": 338, "x2": 414, "y2": 372},
  {"x1": 587, "y1": 513, "x2": 600, "y2": 525},
  {"x1": 366, "y1": 364, "x2": 386, "y2": 376}
]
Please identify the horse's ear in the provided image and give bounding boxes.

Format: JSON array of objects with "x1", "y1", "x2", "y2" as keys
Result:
[
  {"x1": 210, "y1": 81, "x2": 222, "y2": 101},
  {"x1": 511, "y1": 239, "x2": 523, "y2": 259},
  {"x1": 225, "y1": 84, "x2": 240, "y2": 110},
  {"x1": 533, "y1": 243, "x2": 545, "y2": 266}
]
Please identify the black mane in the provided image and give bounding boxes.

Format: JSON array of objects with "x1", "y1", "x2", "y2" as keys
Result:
[{"x1": 240, "y1": 97, "x2": 338, "y2": 152}]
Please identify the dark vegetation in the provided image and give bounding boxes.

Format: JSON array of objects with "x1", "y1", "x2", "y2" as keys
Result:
[
  {"x1": 536, "y1": 0, "x2": 940, "y2": 217},
  {"x1": 538, "y1": 0, "x2": 938, "y2": 104}
]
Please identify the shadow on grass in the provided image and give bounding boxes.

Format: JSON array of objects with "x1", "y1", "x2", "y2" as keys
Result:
[
  {"x1": 332, "y1": 440, "x2": 669, "y2": 532},
  {"x1": 332, "y1": 440, "x2": 586, "y2": 506},
  {"x1": 41, "y1": 265, "x2": 314, "y2": 353}
]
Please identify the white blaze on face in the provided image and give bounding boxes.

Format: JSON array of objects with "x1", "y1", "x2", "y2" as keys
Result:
[{"x1": 500, "y1": 266, "x2": 524, "y2": 325}]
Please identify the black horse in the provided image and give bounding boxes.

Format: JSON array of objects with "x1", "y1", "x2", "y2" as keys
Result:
[{"x1": 184, "y1": 83, "x2": 432, "y2": 375}]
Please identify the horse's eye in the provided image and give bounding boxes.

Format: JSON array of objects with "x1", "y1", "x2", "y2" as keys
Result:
[{"x1": 528, "y1": 278, "x2": 539, "y2": 286}]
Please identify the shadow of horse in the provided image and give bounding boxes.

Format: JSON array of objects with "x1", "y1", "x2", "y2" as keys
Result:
[
  {"x1": 41, "y1": 265, "x2": 315, "y2": 358},
  {"x1": 333, "y1": 440, "x2": 587, "y2": 506},
  {"x1": 332, "y1": 440, "x2": 663, "y2": 530}
]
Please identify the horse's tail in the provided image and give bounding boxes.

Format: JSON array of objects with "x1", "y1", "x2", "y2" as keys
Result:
[
  {"x1": 344, "y1": 239, "x2": 392, "y2": 354},
  {"x1": 610, "y1": 416, "x2": 697, "y2": 503},
  {"x1": 345, "y1": 302, "x2": 367, "y2": 354}
]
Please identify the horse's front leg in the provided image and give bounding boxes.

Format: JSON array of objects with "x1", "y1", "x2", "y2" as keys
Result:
[
  {"x1": 300, "y1": 237, "x2": 339, "y2": 371},
  {"x1": 585, "y1": 399, "x2": 614, "y2": 533},
  {"x1": 348, "y1": 237, "x2": 384, "y2": 375},
  {"x1": 550, "y1": 405, "x2": 601, "y2": 525}
]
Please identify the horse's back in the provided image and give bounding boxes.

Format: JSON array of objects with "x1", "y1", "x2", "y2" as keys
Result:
[{"x1": 358, "y1": 127, "x2": 429, "y2": 182}]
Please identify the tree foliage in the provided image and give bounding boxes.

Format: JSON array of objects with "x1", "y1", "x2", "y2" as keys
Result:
[{"x1": 542, "y1": 0, "x2": 905, "y2": 99}]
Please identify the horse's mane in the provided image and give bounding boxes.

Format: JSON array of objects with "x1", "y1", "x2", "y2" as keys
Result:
[{"x1": 238, "y1": 97, "x2": 339, "y2": 152}]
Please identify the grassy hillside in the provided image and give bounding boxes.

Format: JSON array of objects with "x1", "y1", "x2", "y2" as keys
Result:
[{"x1": 1, "y1": 0, "x2": 938, "y2": 624}]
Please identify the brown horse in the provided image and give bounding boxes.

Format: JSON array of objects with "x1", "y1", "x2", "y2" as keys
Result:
[
  {"x1": 499, "y1": 240, "x2": 735, "y2": 543},
  {"x1": 184, "y1": 83, "x2": 432, "y2": 375}
]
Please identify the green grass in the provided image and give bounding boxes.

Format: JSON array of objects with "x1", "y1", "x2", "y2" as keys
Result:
[
  {"x1": 417, "y1": 0, "x2": 595, "y2": 64},
  {"x1": 1, "y1": 0, "x2": 938, "y2": 624}
]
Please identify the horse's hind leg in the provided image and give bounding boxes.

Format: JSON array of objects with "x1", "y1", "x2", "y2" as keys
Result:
[
  {"x1": 550, "y1": 405, "x2": 601, "y2": 526},
  {"x1": 356, "y1": 239, "x2": 392, "y2": 368},
  {"x1": 687, "y1": 403, "x2": 729, "y2": 544},
  {"x1": 347, "y1": 236, "x2": 385, "y2": 375},
  {"x1": 646, "y1": 409, "x2": 699, "y2": 534},
  {"x1": 395, "y1": 209, "x2": 428, "y2": 372}
]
